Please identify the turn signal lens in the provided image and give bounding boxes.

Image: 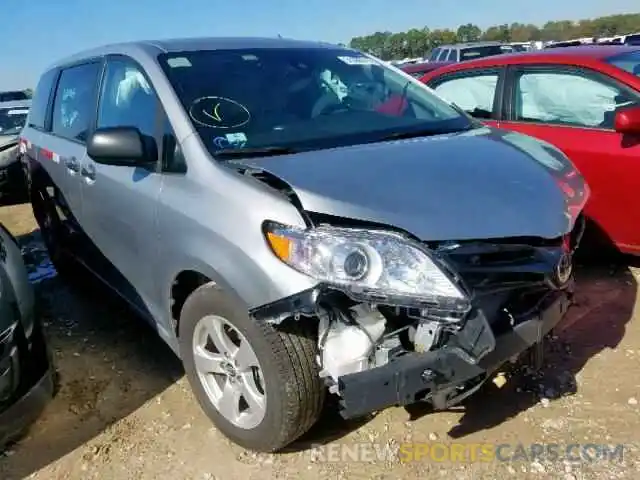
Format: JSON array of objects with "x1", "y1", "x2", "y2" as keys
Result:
[{"x1": 266, "y1": 231, "x2": 292, "y2": 261}]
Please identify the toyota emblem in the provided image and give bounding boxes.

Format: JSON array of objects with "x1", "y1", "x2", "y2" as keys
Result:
[{"x1": 556, "y1": 253, "x2": 573, "y2": 285}]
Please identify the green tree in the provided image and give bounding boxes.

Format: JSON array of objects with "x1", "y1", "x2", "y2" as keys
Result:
[
  {"x1": 348, "y1": 12, "x2": 640, "y2": 60},
  {"x1": 456, "y1": 23, "x2": 481, "y2": 42}
]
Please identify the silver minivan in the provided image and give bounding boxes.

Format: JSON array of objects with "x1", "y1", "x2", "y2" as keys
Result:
[{"x1": 20, "y1": 37, "x2": 588, "y2": 452}]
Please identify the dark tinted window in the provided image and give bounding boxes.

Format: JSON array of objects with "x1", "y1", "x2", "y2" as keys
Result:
[
  {"x1": 460, "y1": 45, "x2": 504, "y2": 60},
  {"x1": 605, "y1": 50, "x2": 640, "y2": 76},
  {"x1": 624, "y1": 34, "x2": 640, "y2": 45},
  {"x1": 0, "y1": 91, "x2": 29, "y2": 102},
  {"x1": 28, "y1": 69, "x2": 58, "y2": 129},
  {"x1": 428, "y1": 48, "x2": 441, "y2": 61},
  {"x1": 161, "y1": 114, "x2": 186, "y2": 173},
  {"x1": 446, "y1": 49, "x2": 457, "y2": 61},
  {"x1": 0, "y1": 105, "x2": 29, "y2": 136},
  {"x1": 438, "y1": 49, "x2": 450, "y2": 61},
  {"x1": 158, "y1": 48, "x2": 470, "y2": 156},
  {"x1": 51, "y1": 62, "x2": 101, "y2": 142}
]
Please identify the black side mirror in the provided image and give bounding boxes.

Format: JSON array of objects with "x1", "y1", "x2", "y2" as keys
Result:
[{"x1": 87, "y1": 127, "x2": 156, "y2": 167}]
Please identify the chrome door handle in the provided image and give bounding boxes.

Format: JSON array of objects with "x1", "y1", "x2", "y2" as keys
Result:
[
  {"x1": 81, "y1": 162, "x2": 96, "y2": 182},
  {"x1": 64, "y1": 156, "x2": 80, "y2": 174}
]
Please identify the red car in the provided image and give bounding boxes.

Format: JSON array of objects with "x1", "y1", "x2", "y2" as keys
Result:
[
  {"x1": 401, "y1": 61, "x2": 453, "y2": 78},
  {"x1": 419, "y1": 46, "x2": 640, "y2": 255}
]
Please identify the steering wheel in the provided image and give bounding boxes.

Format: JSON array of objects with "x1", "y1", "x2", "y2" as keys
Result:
[{"x1": 311, "y1": 91, "x2": 350, "y2": 117}]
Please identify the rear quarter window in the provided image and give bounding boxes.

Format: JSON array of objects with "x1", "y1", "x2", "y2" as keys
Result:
[{"x1": 28, "y1": 69, "x2": 58, "y2": 130}]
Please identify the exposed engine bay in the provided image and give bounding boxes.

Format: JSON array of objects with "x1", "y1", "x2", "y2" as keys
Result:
[{"x1": 252, "y1": 209, "x2": 584, "y2": 417}]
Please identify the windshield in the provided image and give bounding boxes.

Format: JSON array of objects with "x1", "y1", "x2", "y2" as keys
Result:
[
  {"x1": 460, "y1": 45, "x2": 505, "y2": 61},
  {"x1": 605, "y1": 50, "x2": 640, "y2": 77},
  {"x1": 0, "y1": 106, "x2": 29, "y2": 136},
  {"x1": 158, "y1": 47, "x2": 472, "y2": 156}
]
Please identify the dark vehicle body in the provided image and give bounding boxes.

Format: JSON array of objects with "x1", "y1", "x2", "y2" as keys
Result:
[{"x1": 0, "y1": 223, "x2": 54, "y2": 449}]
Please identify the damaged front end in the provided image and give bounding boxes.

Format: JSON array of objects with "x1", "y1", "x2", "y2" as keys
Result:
[{"x1": 251, "y1": 213, "x2": 585, "y2": 420}]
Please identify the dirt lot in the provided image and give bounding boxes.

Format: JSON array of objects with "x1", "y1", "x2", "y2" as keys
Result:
[{"x1": 0, "y1": 201, "x2": 638, "y2": 480}]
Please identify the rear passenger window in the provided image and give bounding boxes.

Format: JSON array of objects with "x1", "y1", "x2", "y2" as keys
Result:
[
  {"x1": 438, "y1": 49, "x2": 450, "y2": 61},
  {"x1": 28, "y1": 69, "x2": 58, "y2": 130},
  {"x1": 51, "y1": 62, "x2": 101, "y2": 143},
  {"x1": 432, "y1": 73, "x2": 499, "y2": 119},
  {"x1": 447, "y1": 49, "x2": 457, "y2": 61}
]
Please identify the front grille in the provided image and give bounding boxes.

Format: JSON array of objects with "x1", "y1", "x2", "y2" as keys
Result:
[
  {"x1": 434, "y1": 226, "x2": 579, "y2": 332},
  {"x1": 440, "y1": 240, "x2": 561, "y2": 294}
]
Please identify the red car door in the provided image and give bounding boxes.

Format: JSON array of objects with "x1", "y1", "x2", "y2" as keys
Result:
[{"x1": 499, "y1": 64, "x2": 640, "y2": 254}]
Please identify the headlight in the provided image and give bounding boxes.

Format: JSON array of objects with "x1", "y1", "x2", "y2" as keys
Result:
[{"x1": 264, "y1": 222, "x2": 469, "y2": 311}]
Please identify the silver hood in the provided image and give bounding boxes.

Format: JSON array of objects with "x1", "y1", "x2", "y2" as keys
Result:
[{"x1": 239, "y1": 127, "x2": 588, "y2": 242}]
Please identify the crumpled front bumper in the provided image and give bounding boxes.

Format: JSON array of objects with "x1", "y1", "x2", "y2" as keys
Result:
[{"x1": 337, "y1": 288, "x2": 571, "y2": 419}]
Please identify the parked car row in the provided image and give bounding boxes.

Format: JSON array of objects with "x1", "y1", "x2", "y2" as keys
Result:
[{"x1": 427, "y1": 41, "x2": 510, "y2": 63}]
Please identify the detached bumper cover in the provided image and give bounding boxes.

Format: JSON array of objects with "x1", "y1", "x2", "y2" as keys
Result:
[{"x1": 337, "y1": 290, "x2": 570, "y2": 419}]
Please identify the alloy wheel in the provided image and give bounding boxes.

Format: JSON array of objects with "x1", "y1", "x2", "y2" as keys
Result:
[{"x1": 192, "y1": 315, "x2": 267, "y2": 429}]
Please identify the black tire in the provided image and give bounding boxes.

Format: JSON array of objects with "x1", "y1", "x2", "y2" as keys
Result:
[
  {"x1": 179, "y1": 283, "x2": 324, "y2": 452},
  {"x1": 29, "y1": 185, "x2": 80, "y2": 282}
]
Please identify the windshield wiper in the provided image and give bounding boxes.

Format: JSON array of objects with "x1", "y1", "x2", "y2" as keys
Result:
[
  {"x1": 378, "y1": 124, "x2": 474, "y2": 142},
  {"x1": 214, "y1": 146, "x2": 298, "y2": 160}
]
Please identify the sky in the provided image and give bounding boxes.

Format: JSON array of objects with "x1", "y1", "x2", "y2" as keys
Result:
[{"x1": 2, "y1": 0, "x2": 638, "y2": 90}]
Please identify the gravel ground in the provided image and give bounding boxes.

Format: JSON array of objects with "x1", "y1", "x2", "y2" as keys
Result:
[{"x1": 0, "y1": 201, "x2": 638, "y2": 480}]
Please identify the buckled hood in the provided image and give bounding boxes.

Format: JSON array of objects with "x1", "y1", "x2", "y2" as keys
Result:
[{"x1": 238, "y1": 126, "x2": 588, "y2": 241}]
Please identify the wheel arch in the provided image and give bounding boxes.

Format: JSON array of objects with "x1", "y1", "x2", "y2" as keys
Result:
[{"x1": 169, "y1": 265, "x2": 247, "y2": 337}]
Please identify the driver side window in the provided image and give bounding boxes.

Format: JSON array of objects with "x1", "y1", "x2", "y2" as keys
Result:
[
  {"x1": 97, "y1": 58, "x2": 157, "y2": 138},
  {"x1": 514, "y1": 70, "x2": 636, "y2": 129}
]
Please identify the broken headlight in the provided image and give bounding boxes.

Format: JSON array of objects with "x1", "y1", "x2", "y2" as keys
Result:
[{"x1": 264, "y1": 222, "x2": 469, "y2": 312}]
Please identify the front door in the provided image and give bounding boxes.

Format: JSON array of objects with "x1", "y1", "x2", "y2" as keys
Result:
[
  {"x1": 79, "y1": 55, "x2": 164, "y2": 314},
  {"x1": 500, "y1": 65, "x2": 640, "y2": 253}
]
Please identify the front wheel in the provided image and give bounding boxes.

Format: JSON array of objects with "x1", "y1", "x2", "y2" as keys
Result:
[
  {"x1": 30, "y1": 185, "x2": 78, "y2": 281},
  {"x1": 178, "y1": 283, "x2": 324, "y2": 452}
]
